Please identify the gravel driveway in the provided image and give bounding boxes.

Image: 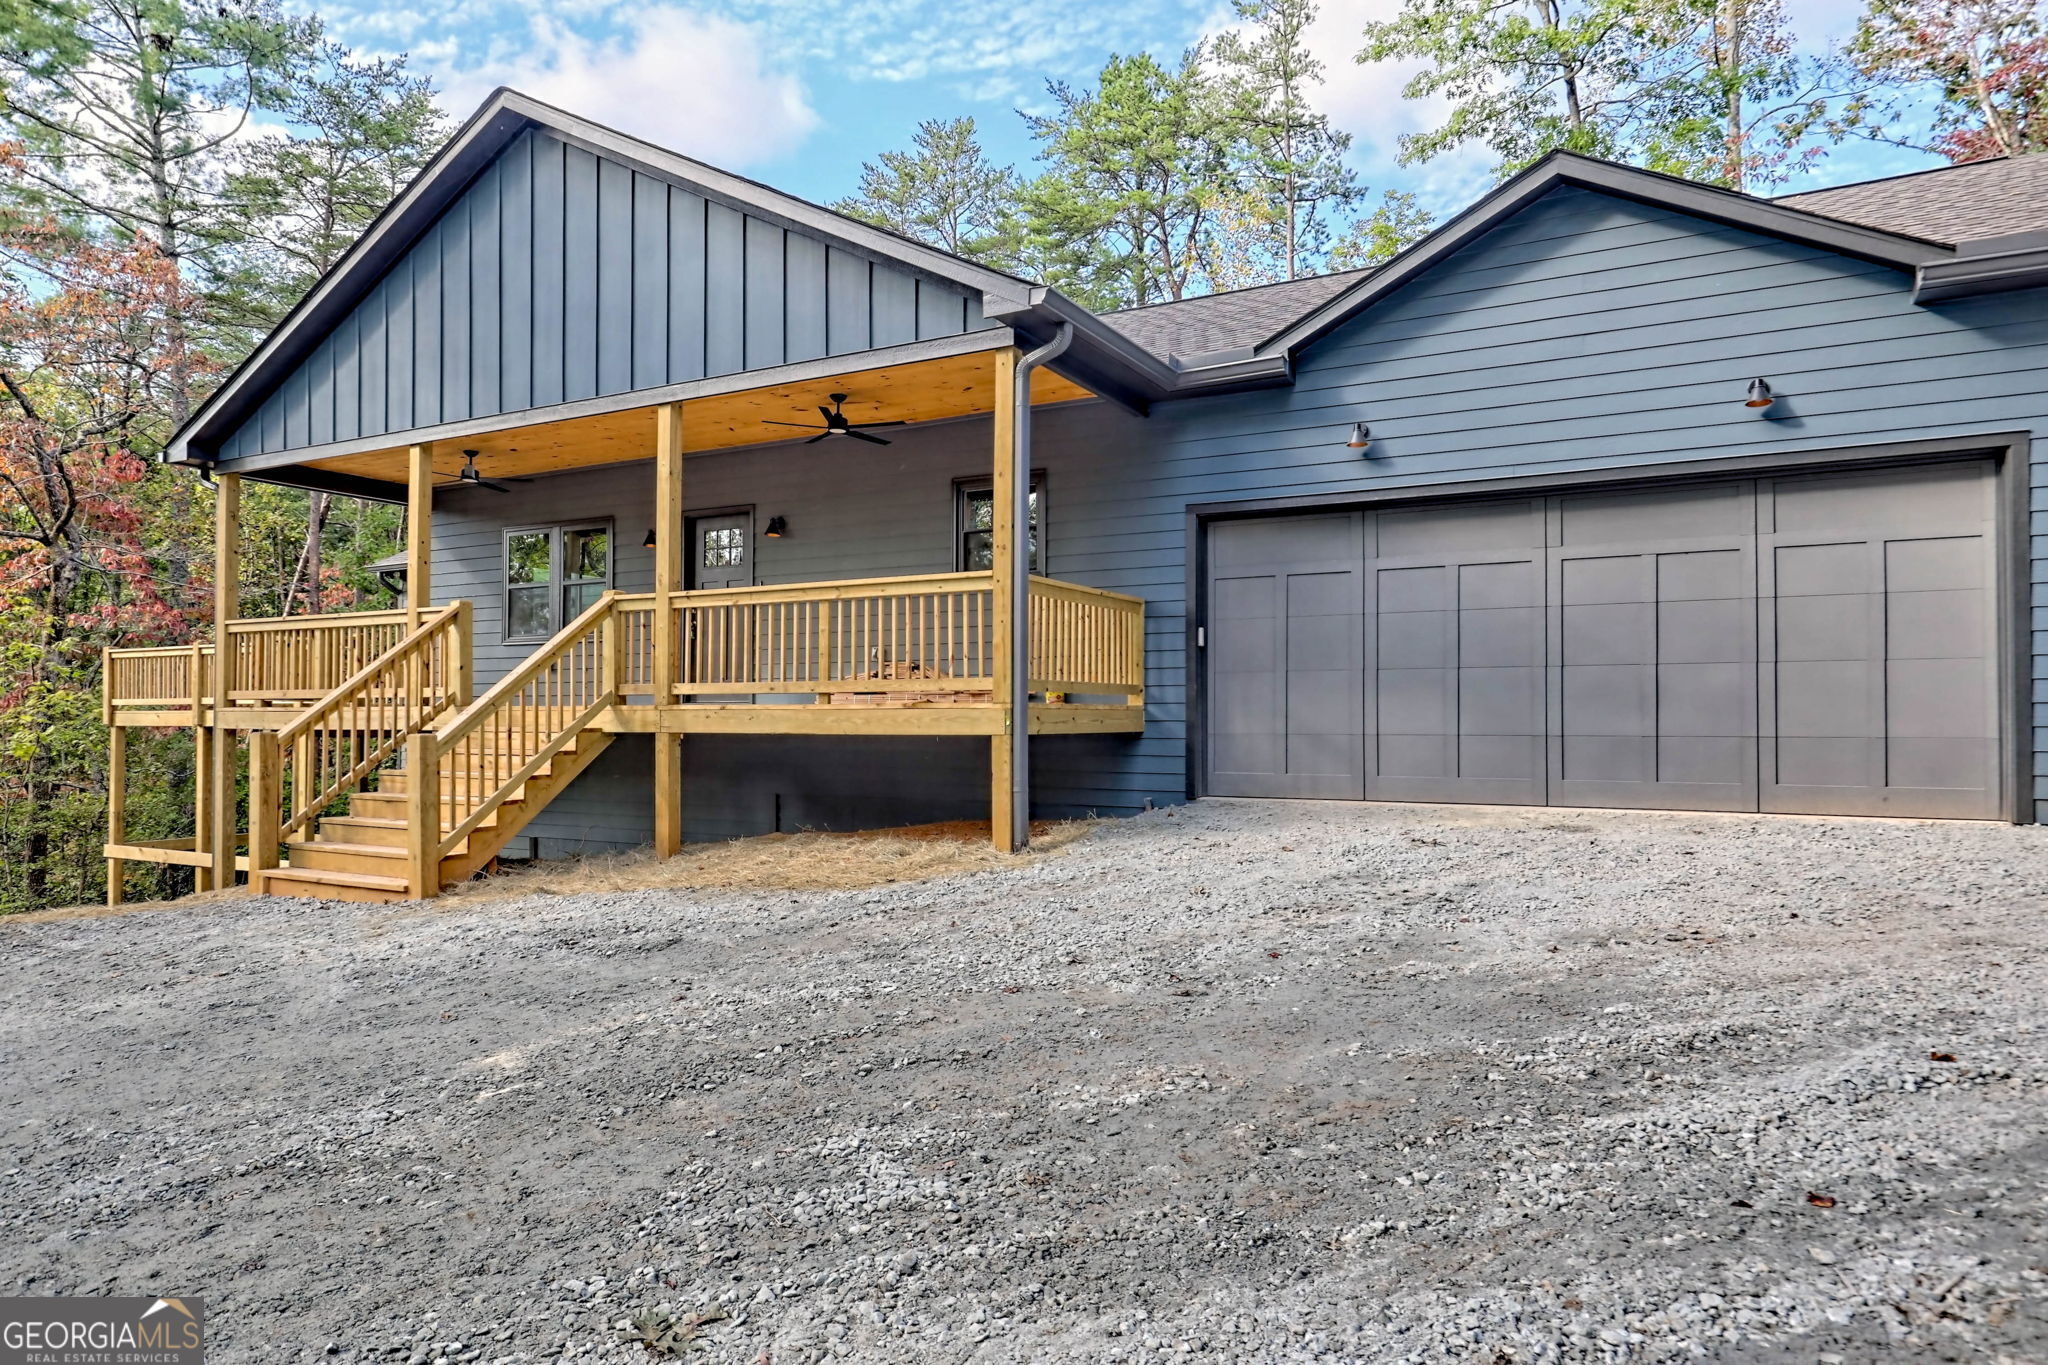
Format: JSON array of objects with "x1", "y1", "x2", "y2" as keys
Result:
[{"x1": 2, "y1": 799, "x2": 2042, "y2": 1363}]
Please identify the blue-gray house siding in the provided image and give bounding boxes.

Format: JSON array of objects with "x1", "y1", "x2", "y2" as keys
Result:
[
  {"x1": 216, "y1": 128, "x2": 991, "y2": 463},
  {"x1": 432, "y1": 182, "x2": 2048, "y2": 850}
]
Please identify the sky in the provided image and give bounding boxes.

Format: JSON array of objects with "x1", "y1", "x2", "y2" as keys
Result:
[{"x1": 318, "y1": 0, "x2": 1947, "y2": 227}]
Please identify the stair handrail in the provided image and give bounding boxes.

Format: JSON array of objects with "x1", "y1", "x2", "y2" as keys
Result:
[
  {"x1": 422, "y1": 591, "x2": 620, "y2": 878},
  {"x1": 252, "y1": 602, "x2": 471, "y2": 864}
]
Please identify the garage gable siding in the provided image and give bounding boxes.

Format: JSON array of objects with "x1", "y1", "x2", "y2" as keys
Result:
[
  {"x1": 1102, "y1": 185, "x2": 2047, "y2": 819},
  {"x1": 212, "y1": 127, "x2": 993, "y2": 463}
]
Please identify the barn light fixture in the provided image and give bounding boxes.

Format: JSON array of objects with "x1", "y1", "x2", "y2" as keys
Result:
[
  {"x1": 1345, "y1": 421, "x2": 1373, "y2": 451},
  {"x1": 763, "y1": 516, "x2": 788, "y2": 538},
  {"x1": 1744, "y1": 378, "x2": 1775, "y2": 409},
  {"x1": 641, "y1": 527, "x2": 657, "y2": 549}
]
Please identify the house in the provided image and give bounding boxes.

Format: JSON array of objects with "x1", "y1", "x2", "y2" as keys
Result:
[{"x1": 102, "y1": 89, "x2": 2048, "y2": 903}]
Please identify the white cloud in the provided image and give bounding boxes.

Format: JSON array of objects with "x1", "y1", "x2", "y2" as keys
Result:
[{"x1": 429, "y1": 7, "x2": 819, "y2": 168}]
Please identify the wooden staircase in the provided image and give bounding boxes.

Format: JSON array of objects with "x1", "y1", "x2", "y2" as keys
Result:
[
  {"x1": 248, "y1": 594, "x2": 623, "y2": 904},
  {"x1": 254, "y1": 728, "x2": 613, "y2": 902}
]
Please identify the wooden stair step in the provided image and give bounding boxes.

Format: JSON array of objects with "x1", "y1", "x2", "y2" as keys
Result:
[
  {"x1": 286, "y1": 838, "x2": 407, "y2": 875},
  {"x1": 256, "y1": 867, "x2": 412, "y2": 904},
  {"x1": 315, "y1": 814, "x2": 410, "y2": 847}
]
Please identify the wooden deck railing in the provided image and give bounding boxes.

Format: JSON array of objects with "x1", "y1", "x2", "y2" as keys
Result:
[
  {"x1": 427, "y1": 592, "x2": 620, "y2": 884},
  {"x1": 611, "y1": 572, "x2": 1143, "y2": 700},
  {"x1": 248, "y1": 603, "x2": 471, "y2": 868},
  {"x1": 1028, "y1": 576, "x2": 1145, "y2": 696},
  {"x1": 106, "y1": 608, "x2": 415, "y2": 712}
]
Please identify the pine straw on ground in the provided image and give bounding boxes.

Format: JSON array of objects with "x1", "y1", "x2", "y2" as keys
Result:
[
  {"x1": 442, "y1": 819, "x2": 1097, "y2": 900},
  {"x1": 4, "y1": 821, "x2": 1098, "y2": 924}
]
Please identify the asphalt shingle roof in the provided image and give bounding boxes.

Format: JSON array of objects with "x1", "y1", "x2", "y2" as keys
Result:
[
  {"x1": 1094, "y1": 156, "x2": 2046, "y2": 367},
  {"x1": 1775, "y1": 155, "x2": 2048, "y2": 245},
  {"x1": 1096, "y1": 269, "x2": 1371, "y2": 360}
]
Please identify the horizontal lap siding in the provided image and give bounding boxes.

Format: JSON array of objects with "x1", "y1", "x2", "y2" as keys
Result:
[
  {"x1": 1144, "y1": 187, "x2": 2048, "y2": 818},
  {"x1": 432, "y1": 182, "x2": 2048, "y2": 849},
  {"x1": 210, "y1": 128, "x2": 989, "y2": 460}
]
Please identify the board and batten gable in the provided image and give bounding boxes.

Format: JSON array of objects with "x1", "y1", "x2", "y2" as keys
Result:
[{"x1": 212, "y1": 126, "x2": 995, "y2": 462}]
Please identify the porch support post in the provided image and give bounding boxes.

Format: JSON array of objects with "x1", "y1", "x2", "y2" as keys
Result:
[
  {"x1": 652, "y1": 403, "x2": 685, "y2": 858},
  {"x1": 989, "y1": 347, "x2": 1025, "y2": 852},
  {"x1": 209, "y1": 471, "x2": 241, "y2": 890},
  {"x1": 405, "y1": 443, "x2": 433, "y2": 630},
  {"x1": 106, "y1": 720, "x2": 126, "y2": 907}
]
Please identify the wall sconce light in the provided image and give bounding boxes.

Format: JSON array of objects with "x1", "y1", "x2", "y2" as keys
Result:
[
  {"x1": 763, "y1": 516, "x2": 788, "y2": 538},
  {"x1": 641, "y1": 527, "x2": 657, "y2": 548},
  {"x1": 1744, "y1": 378, "x2": 1775, "y2": 409},
  {"x1": 1345, "y1": 421, "x2": 1372, "y2": 451},
  {"x1": 198, "y1": 466, "x2": 217, "y2": 486}
]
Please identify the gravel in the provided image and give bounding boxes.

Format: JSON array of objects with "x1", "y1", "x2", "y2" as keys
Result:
[{"x1": 1, "y1": 797, "x2": 2042, "y2": 1363}]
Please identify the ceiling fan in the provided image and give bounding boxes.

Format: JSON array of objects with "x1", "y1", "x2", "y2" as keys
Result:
[
  {"x1": 761, "y1": 394, "x2": 905, "y2": 446},
  {"x1": 446, "y1": 449, "x2": 533, "y2": 493}
]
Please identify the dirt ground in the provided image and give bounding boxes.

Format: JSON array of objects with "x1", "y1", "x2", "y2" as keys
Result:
[{"x1": 0, "y1": 799, "x2": 2041, "y2": 1364}]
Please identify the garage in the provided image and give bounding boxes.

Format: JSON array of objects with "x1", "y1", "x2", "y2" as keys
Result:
[{"x1": 1203, "y1": 458, "x2": 2006, "y2": 819}]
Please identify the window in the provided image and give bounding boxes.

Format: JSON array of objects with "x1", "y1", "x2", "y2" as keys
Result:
[
  {"x1": 702, "y1": 525, "x2": 745, "y2": 567},
  {"x1": 504, "y1": 522, "x2": 611, "y2": 641},
  {"x1": 957, "y1": 477, "x2": 1043, "y2": 573}
]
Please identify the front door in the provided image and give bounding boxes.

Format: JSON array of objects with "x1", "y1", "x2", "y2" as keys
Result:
[
  {"x1": 691, "y1": 513, "x2": 752, "y2": 590},
  {"x1": 688, "y1": 513, "x2": 754, "y2": 700}
]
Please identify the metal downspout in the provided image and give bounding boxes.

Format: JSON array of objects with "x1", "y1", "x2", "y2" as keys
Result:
[{"x1": 1008, "y1": 323, "x2": 1072, "y2": 850}]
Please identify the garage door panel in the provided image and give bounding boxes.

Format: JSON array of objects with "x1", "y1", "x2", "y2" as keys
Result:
[
  {"x1": 1658, "y1": 598, "x2": 1749, "y2": 663},
  {"x1": 1774, "y1": 593, "x2": 1872, "y2": 661},
  {"x1": 1377, "y1": 667, "x2": 1451, "y2": 733},
  {"x1": 1887, "y1": 589, "x2": 1987, "y2": 659},
  {"x1": 1887, "y1": 535, "x2": 1986, "y2": 591},
  {"x1": 1559, "y1": 556, "x2": 1641, "y2": 605},
  {"x1": 1206, "y1": 458, "x2": 2002, "y2": 820},
  {"x1": 1460, "y1": 607, "x2": 1541, "y2": 667},
  {"x1": 1774, "y1": 542, "x2": 1866, "y2": 596},
  {"x1": 1376, "y1": 565, "x2": 1450, "y2": 613},
  {"x1": 1889, "y1": 737, "x2": 1997, "y2": 791},
  {"x1": 1658, "y1": 661, "x2": 1753, "y2": 736},
  {"x1": 1759, "y1": 463, "x2": 2000, "y2": 818},
  {"x1": 1377, "y1": 610, "x2": 1450, "y2": 667},
  {"x1": 1657, "y1": 549, "x2": 1749, "y2": 601},
  {"x1": 1563, "y1": 602, "x2": 1650, "y2": 665},
  {"x1": 1204, "y1": 515, "x2": 1366, "y2": 799},
  {"x1": 1458, "y1": 559, "x2": 1541, "y2": 610},
  {"x1": 1561, "y1": 663, "x2": 1651, "y2": 736}
]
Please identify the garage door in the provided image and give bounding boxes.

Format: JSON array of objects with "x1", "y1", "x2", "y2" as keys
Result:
[{"x1": 1203, "y1": 460, "x2": 2004, "y2": 819}]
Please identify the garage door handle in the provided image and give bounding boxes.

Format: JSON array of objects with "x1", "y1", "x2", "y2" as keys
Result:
[{"x1": 1196, "y1": 626, "x2": 1205, "y2": 648}]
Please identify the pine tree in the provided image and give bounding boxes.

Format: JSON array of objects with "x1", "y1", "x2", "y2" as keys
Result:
[
  {"x1": 1213, "y1": 0, "x2": 1362, "y2": 279},
  {"x1": 832, "y1": 117, "x2": 1018, "y2": 259}
]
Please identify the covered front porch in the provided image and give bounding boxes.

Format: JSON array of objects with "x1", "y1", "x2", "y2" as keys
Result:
[{"x1": 108, "y1": 338, "x2": 1147, "y2": 902}]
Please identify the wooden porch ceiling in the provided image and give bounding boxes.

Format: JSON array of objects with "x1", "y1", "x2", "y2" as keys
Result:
[{"x1": 303, "y1": 350, "x2": 1096, "y2": 486}]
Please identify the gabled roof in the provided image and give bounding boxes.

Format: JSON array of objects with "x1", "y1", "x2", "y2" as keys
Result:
[
  {"x1": 1098, "y1": 270, "x2": 1368, "y2": 362},
  {"x1": 173, "y1": 88, "x2": 1169, "y2": 464}
]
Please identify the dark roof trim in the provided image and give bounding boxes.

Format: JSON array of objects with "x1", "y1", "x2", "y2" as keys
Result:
[
  {"x1": 1916, "y1": 230, "x2": 2048, "y2": 302},
  {"x1": 1234, "y1": 151, "x2": 1957, "y2": 369},
  {"x1": 170, "y1": 88, "x2": 1043, "y2": 466}
]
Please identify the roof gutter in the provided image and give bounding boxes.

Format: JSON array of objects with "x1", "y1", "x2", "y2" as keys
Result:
[{"x1": 1915, "y1": 230, "x2": 2048, "y2": 303}]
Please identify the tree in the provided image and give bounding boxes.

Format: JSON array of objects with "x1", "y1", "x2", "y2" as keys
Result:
[
  {"x1": 832, "y1": 117, "x2": 1018, "y2": 259},
  {"x1": 1328, "y1": 190, "x2": 1436, "y2": 268},
  {"x1": 1214, "y1": 0, "x2": 1363, "y2": 278},
  {"x1": 1022, "y1": 49, "x2": 1251, "y2": 307},
  {"x1": 0, "y1": 0, "x2": 317, "y2": 417},
  {"x1": 1846, "y1": 0, "x2": 2048, "y2": 161}
]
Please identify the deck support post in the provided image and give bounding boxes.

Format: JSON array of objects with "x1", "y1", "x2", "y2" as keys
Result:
[
  {"x1": 106, "y1": 720, "x2": 126, "y2": 907},
  {"x1": 248, "y1": 731, "x2": 281, "y2": 882},
  {"x1": 989, "y1": 346, "x2": 1024, "y2": 853},
  {"x1": 652, "y1": 403, "x2": 685, "y2": 858},
  {"x1": 209, "y1": 472, "x2": 241, "y2": 890}
]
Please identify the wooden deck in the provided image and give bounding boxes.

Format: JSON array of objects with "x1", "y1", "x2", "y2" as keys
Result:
[{"x1": 103, "y1": 572, "x2": 1144, "y2": 902}]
